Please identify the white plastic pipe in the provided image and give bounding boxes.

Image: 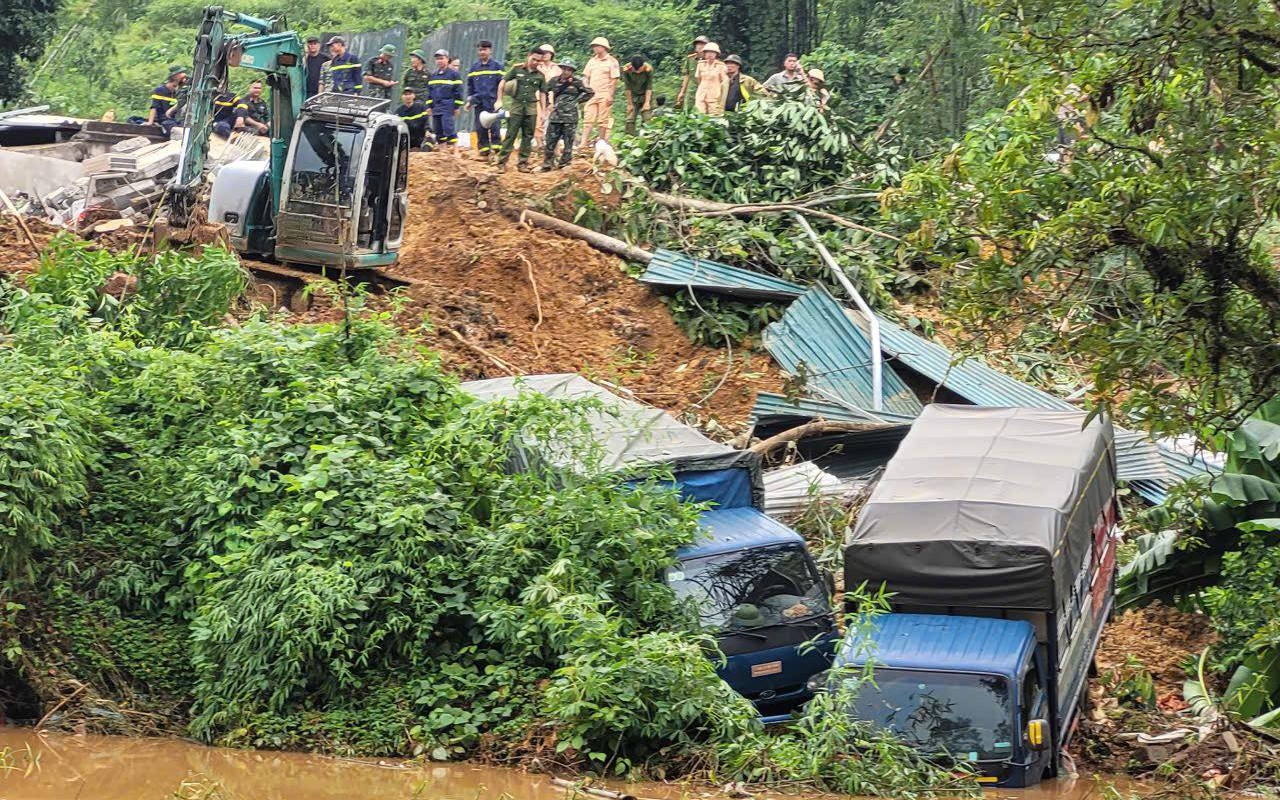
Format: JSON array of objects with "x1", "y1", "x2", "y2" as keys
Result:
[{"x1": 791, "y1": 212, "x2": 883, "y2": 412}]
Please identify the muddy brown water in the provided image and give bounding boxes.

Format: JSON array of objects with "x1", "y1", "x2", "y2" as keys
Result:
[{"x1": 0, "y1": 728, "x2": 1131, "y2": 800}]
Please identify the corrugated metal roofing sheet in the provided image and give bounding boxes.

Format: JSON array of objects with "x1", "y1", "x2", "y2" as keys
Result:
[
  {"x1": 640, "y1": 249, "x2": 807, "y2": 300},
  {"x1": 762, "y1": 462, "x2": 855, "y2": 517},
  {"x1": 750, "y1": 392, "x2": 918, "y2": 425},
  {"x1": 763, "y1": 286, "x2": 923, "y2": 418}
]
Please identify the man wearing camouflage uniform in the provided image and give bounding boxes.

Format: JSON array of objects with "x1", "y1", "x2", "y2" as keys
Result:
[
  {"x1": 403, "y1": 50, "x2": 430, "y2": 99},
  {"x1": 496, "y1": 47, "x2": 547, "y2": 172},
  {"x1": 363, "y1": 44, "x2": 399, "y2": 99},
  {"x1": 542, "y1": 59, "x2": 593, "y2": 170}
]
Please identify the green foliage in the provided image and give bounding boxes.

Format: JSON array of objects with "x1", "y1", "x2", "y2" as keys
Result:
[
  {"x1": 894, "y1": 0, "x2": 1280, "y2": 437},
  {"x1": 1100, "y1": 655, "x2": 1157, "y2": 709},
  {"x1": 662, "y1": 290, "x2": 782, "y2": 347},
  {"x1": 0, "y1": 0, "x2": 58, "y2": 103}
]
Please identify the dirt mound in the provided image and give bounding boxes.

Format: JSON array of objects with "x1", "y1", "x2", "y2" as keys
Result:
[
  {"x1": 0, "y1": 217, "x2": 64, "y2": 274},
  {"x1": 372, "y1": 151, "x2": 781, "y2": 426},
  {"x1": 1096, "y1": 602, "x2": 1215, "y2": 700}
]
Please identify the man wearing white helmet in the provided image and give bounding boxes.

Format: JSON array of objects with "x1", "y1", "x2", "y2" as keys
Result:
[
  {"x1": 694, "y1": 41, "x2": 727, "y2": 116},
  {"x1": 578, "y1": 36, "x2": 620, "y2": 148}
]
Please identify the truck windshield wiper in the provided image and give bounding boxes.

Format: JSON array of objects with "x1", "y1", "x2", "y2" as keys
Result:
[{"x1": 719, "y1": 628, "x2": 770, "y2": 640}]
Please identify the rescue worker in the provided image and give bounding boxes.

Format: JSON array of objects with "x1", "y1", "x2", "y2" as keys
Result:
[
  {"x1": 542, "y1": 58, "x2": 593, "y2": 170},
  {"x1": 496, "y1": 46, "x2": 548, "y2": 172},
  {"x1": 535, "y1": 43, "x2": 560, "y2": 147},
  {"x1": 395, "y1": 87, "x2": 430, "y2": 148},
  {"x1": 304, "y1": 35, "x2": 326, "y2": 97},
  {"x1": 763, "y1": 53, "x2": 806, "y2": 95},
  {"x1": 403, "y1": 49, "x2": 430, "y2": 98},
  {"x1": 675, "y1": 35, "x2": 708, "y2": 110},
  {"x1": 211, "y1": 88, "x2": 239, "y2": 138},
  {"x1": 578, "y1": 37, "x2": 619, "y2": 149},
  {"x1": 807, "y1": 68, "x2": 831, "y2": 111},
  {"x1": 723, "y1": 54, "x2": 766, "y2": 112},
  {"x1": 694, "y1": 41, "x2": 727, "y2": 115},
  {"x1": 363, "y1": 44, "x2": 398, "y2": 99},
  {"x1": 427, "y1": 49, "x2": 464, "y2": 147},
  {"x1": 325, "y1": 36, "x2": 362, "y2": 95},
  {"x1": 232, "y1": 80, "x2": 270, "y2": 136},
  {"x1": 146, "y1": 65, "x2": 187, "y2": 134},
  {"x1": 466, "y1": 40, "x2": 504, "y2": 157},
  {"x1": 621, "y1": 53, "x2": 653, "y2": 135}
]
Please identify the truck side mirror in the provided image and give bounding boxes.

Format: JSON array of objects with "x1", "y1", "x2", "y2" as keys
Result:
[{"x1": 1027, "y1": 718, "x2": 1049, "y2": 751}]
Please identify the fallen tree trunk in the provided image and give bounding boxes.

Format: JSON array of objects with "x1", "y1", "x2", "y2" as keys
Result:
[
  {"x1": 648, "y1": 191, "x2": 901, "y2": 243},
  {"x1": 749, "y1": 420, "x2": 893, "y2": 456},
  {"x1": 518, "y1": 209, "x2": 653, "y2": 264}
]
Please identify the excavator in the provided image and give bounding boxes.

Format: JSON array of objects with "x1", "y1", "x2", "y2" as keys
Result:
[{"x1": 167, "y1": 6, "x2": 409, "y2": 271}]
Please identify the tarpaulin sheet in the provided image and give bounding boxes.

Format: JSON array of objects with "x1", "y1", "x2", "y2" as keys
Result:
[
  {"x1": 670, "y1": 468, "x2": 753, "y2": 509},
  {"x1": 461, "y1": 373, "x2": 765, "y2": 507},
  {"x1": 844, "y1": 404, "x2": 1116, "y2": 611}
]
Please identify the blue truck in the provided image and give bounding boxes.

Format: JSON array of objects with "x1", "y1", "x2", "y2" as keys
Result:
[
  {"x1": 835, "y1": 405, "x2": 1119, "y2": 788},
  {"x1": 462, "y1": 374, "x2": 838, "y2": 720}
]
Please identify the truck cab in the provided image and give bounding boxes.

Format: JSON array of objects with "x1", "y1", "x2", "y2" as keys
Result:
[
  {"x1": 670, "y1": 507, "x2": 838, "y2": 721},
  {"x1": 834, "y1": 614, "x2": 1052, "y2": 787}
]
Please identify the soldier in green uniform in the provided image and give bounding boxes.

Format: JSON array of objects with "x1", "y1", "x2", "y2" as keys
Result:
[
  {"x1": 403, "y1": 49, "x2": 430, "y2": 98},
  {"x1": 362, "y1": 44, "x2": 398, "y2": 100},
  {"x1": 542, "y1": 59, "x2": 592, "y2": 170},
  {"x1": 496, "y1": 46, "x2": 548, "y2": 172}
]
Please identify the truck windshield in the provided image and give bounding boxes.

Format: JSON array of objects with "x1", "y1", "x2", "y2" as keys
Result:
[
  {"x1": 668, "y1": 544, "x2": 830, "y2": 631},
  {"x1": 289, "y1": 120, "x2": 364, "y2": 207},
  {"x1": 846, "y1": 669, "x2": 1014, "y2": 762}
]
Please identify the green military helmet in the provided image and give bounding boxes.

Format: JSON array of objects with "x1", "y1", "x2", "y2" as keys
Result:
[
  {"x1": 557, "y1": 58, "x2": 576, "y2": 71},
  {"x1": 380, "y1": 44, "x2": 396, "y2": 56},
  {"x1": 168, "y1": 64, "x2": 189, "y2": 78},
  {"x1": 730, "y1": 604, "x2": 766, "y2": 627},
  {"x1": 410, "y1": 49, "x2": 428, "y2": 63}
]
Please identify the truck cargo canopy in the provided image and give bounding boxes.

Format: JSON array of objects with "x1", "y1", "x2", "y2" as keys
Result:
[
  {"x1": 461, "y1": 374, "x2": 763, "y2": 506},
  {"x1": 844, "y1": 404, "x2": 1115, "y2": 610}
]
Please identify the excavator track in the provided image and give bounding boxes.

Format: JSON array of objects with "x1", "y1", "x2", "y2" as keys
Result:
[{"x1": 243, "y1": 260, "x2": 415, "y2": 311}]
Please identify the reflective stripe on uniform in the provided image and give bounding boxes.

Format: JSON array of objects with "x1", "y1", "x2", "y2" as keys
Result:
[
  {"x1": 400, "y1": 111, "x2": 428, "y2": 120},
  {"x1": 151, "y1": 94, "x2": 177, "y2": 103},
  {"x1": 468, "y1": 69, "x2": 503, "y2": 77},
  {"x1": 330, "y1": 63, "x2": 361, "y2": 70},
  {"x1": 428, "y1": 79, "x2": 464, "y2": 85}
]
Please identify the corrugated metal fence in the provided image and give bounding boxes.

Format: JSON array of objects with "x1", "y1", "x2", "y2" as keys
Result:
[{"x1": 420, "y1": 20, "x2": 511, "y2": 133}]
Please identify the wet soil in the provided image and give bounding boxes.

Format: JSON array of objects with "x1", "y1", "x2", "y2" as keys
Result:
[{"x1": 0, "y1": 728, "x2": 1130, "y2": 800}]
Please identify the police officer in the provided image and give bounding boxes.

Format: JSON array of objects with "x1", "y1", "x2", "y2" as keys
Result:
[
  {"x1": 363, "y1": 44, "x2": 398, "y2": 99},
  {"x1": 212, "y1": 88, "x2": 239, "y2": 138},
  {"x1": 542, "y1": 59, "x2": 592, "y2": 171},
  {"x1": 403, "y1": 49, "x2": 430, "y2": 99},
  {"x1": 325, "y1": 36, "x2": 362, "y2": 95},
  {"x1": 466, "y1": 39, "x2": 504, "y2": 157},
  {"x1": 232, "y1": 80, "x2": 270, "y2": 136},
  {"x1": 395, "y1": 87, "x2": 430, "y2": 149},
  {"x1": 147, "y1": 65, "x2": 187, "y2": 134},
  {"x1": 427, "y1": 49, "x2": 464, "y2": 147},
  {"x1": 496, "y1": 47, "x2": 548, "y2": 172}
]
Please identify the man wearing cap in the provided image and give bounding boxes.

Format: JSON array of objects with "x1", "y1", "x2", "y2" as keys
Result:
[
  {"x1": 467, "y1": 40, "x2": 504, "y2": 157},
  {"x1": 395, "y1": 88, "x2": 430, "y2": 149},
  {"x1": 542, "y1": 58, "x2": 593, "y2": 170},
  {"x1": 534, "y1": 44, "x2": 560, "y2": 147},
  {"x1": 578, "y1": 37, "x2": 620, "y2": 148},
  {"x1": 694, "y1": 41, "x2": 727, "y2": 115},
  {"x1": 325, "y1": 37, "x2": 362, "y2": 95},
  {"x1": 403, "y1": 50, "x2": 430, "y2": 99},
  {"x1": 304, "y1": 36, "x2": 326, "y2": 97},
  {"x1": 147, "y1": 65, "x2": 187, "y2": 134},
  {"x1": 675, "y1": 36, "x2": 709, "y2": 110},
  {"x1": 363, "y1": 44, "x2": 399, "y2": 100},
  {"x1": 496, "y1": 47, "x2": 548, "y2": 171},
  {"x1": 427, "y1": 49, "x2": 465, "y2": 147},
  {"x1": 806, "y1": 68, "x2": 830, "y2": 111},
  {"x1": 723, "y1": 54, "x2": 766, "y2": 113},
  {"x1": 621, "y1": 53, "x2": 653, "y2": 135}
]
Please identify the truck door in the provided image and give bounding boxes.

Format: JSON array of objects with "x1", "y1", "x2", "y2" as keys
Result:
[
  {"x1": 1019, "y1": 653, "x2": 1051, "y2": 783},
  {"x1": 359, "y1": 125, "x2": 397, "y2": 251},
  {"x1": 386, "y1": 130, "x2": 408, "y2": 251}
]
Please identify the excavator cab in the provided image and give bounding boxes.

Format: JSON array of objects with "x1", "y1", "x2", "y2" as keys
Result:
[{"x1": 275, "y1": 94, "x2": 408, "y2": 269}]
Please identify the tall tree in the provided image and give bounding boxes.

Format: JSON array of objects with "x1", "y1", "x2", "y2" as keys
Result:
[{"x1": 0, "y1": 0, "x2": 59, "y2": 103}]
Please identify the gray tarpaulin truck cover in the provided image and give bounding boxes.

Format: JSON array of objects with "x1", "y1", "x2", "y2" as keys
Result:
[
  {"x1": 844, "y1": 404, "x2": 1116, "y2": 611},
  {"x1": 461, "y1": 374, "x2": 764, "y2": 506}
]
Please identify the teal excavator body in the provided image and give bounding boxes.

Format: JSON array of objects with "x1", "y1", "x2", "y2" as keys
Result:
[{"x1": 169, "y1": 7, "x2": 409, "y2": 271}]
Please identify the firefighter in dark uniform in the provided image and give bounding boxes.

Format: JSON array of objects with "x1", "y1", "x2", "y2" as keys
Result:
[
  {"x1": 403, "y1": 49, "x2": 430, "y2": 99},
  {"x1": 363, "y1": 44, "x2": 398, "y2": 99},
  {"x1": 542, "y1": 59, "x2": 592, "y2": 170},
  {"x1": 325, "y1": 36, "x2": 362, "y2": 95},
  {"x1": 232, "y1": 80, "x2": 270, "y2": 136},
  {"x1": 466, "y1": 40, "x2": 504, "y2": 156},
  {"x1": 212, "y1": 89, "x2": 239, "y2": 138},
  {"x1": 496, "y1": 47, "x2": 547, "y2": 171},
  {"x1": 147, "y1": 65, "x2": 187, "y2": 135},
  {"x1": 426, "y1": 49, "x2": 464, "y2": 146},
  {"x1": 395, "y1": 88, "x2": 430, "y2": 149}
]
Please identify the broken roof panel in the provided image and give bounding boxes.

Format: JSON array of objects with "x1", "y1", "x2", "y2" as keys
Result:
[
  {"x1": 763, "y1": 286, "x2": 924, "y2": 418},
  {"x1": 640, "y1": 249, "x2": 807, "y2": 300},
  {"x1": 750, "y1": 391, "x2": 918, "y2": 426}
]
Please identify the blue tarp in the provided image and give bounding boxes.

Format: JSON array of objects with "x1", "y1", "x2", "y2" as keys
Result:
[{"x1": 671, "y1": 468, "x2": 754, "y2": 509}]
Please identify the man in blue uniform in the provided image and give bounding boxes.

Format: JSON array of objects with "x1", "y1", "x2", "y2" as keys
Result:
[
  {"x1": 325, "y1": 36, "x2": 362, "y2": 95},
  {"x1": 211, "y1": 88, "x2": 239, "y2": 138},
  {"x1": 394, "y1": 88, "x2": 430, "y2": 149},
  {"x1": 466, "y1": 39, "x2": 504, "y2": 157},
  {"x1": 426, "y1": 49, "x2": 464, "y2": 147},
  {"x1": 146, "y1": 65, "x2": 187, "y2": 135}
]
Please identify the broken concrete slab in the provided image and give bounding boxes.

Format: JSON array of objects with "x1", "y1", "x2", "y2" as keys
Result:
[{"x1": 0, "y1": 147, "x2": 87, "y2": 197}]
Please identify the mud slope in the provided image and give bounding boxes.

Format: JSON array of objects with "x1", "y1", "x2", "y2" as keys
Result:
[{"x1": 382, "y1": 151, "x2": 782, "y2": 425}]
